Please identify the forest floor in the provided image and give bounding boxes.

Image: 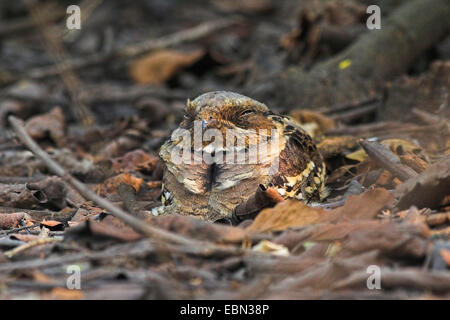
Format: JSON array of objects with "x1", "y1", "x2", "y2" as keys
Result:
[{"x1": 0, "y1": 0, "x2": 449, "y2": 299}]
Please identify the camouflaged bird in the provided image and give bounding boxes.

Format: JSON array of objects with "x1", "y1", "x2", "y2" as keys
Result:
[{"x1": 156, "y1": 91, "x2": 327, "y2": 221}]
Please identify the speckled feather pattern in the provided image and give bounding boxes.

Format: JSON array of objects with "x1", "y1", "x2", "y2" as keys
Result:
[{"x1": 158, "y1": 91, "x2": 326, "y2": 221}]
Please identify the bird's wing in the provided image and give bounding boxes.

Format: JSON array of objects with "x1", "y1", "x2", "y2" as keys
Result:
[{"x1": 267, "y1": 114, "x2": 326, "y2": 202}]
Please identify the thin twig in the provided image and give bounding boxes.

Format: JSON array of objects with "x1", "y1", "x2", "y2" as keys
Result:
[{"x1": 4, "y1": 237, "x2": 62, "y2": 258}]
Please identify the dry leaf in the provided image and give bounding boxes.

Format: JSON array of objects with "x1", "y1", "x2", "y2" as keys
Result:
[
  {"x1": 40, "y1": 219, "x2": 65, "y2": 231},
  {"x1": 342, "y1": 222, "x2": 430, "y2": 259},
  {"x1": 25, "y1": 107, "x2": 66, "y2": 147},
  {"x1": 65, "y1": 218, "x2": 142, "y2": 243},
  {"x1": 111, "y1": 149, "x2": 158, "y2": 173},
  {"x1": 0, "y1": 212, "x2": 28, "y2": 229},
  {"x1": 97, "y1": 173, "x2": 144, "y2": 196},
  {"x1": 395, "y1": 156, "x2": 450, "y2": 210},
  {"x1": 345, "y1": 148, "x2": 367, "y2": 162},
  {"x1": 246, "y1": 200, "x2": 324, "y2": 233},
  {"x1": 129, "y1": 49, "x2": 204, "y2": 85},
  {"x1": 246, "y1": 188, "x2": 393, "y2": 233},
  {"x1": 329, "y1": 188, "x2": 394, "y2": 222},
  {"x1": 144, "y1": 214, "x2": 247, "y2": 244}
]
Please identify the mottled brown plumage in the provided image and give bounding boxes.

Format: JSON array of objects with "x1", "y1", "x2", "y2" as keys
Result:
[{"x1": 156, "y1": 91, "x2": 326, "y2": 221}]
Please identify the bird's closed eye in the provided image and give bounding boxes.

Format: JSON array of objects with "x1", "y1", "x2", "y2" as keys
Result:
[{"x1": 240, "y1": 109, "x2": 255, "y2": 116}]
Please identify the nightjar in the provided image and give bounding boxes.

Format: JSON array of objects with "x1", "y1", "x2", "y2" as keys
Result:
[{"x1": 157, "y1": 91, "x2": 327, "y2": 221}]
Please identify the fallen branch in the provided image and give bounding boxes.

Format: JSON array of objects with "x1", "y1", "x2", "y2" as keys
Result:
[
  {"x1": 359, "y1": 139, "x2": 418, "y2": 181},
  {"x1": 4, "y1": 237, "x2": 62, "y2": 258}
]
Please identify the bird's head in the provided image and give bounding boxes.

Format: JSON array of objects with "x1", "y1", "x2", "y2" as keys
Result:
[{"x1": 180, "y1": 91, "x2": 275, "y2": 133}]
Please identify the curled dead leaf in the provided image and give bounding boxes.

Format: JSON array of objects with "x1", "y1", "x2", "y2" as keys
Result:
[
  {"x1": 129, "y1": 49, "x2": 204, "y2": 85},
  {"x1": 40, "y1": 219, "x2": 65, "y2": 231}
]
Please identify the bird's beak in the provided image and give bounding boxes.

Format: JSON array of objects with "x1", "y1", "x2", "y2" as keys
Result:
[{"x1": 201, "y1": 119, "x2": 216, "y2": 129}]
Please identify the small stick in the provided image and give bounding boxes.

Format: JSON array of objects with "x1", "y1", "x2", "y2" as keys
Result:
[
  {"x1": 359, "y1": 139, "x2": 418, "y2": 181},
  {"x1": 8, "y1": 116, "x2": 207, "y2": 247},
  {"x1": 4, "y1": 237, "x2": 62, "y2": 258}
]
